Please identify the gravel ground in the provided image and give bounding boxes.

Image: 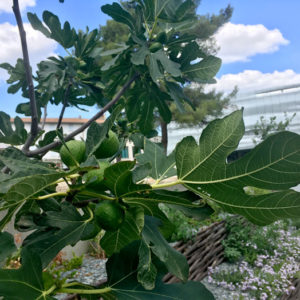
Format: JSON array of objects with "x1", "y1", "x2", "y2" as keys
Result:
[{"x1": 55, "y1": 256, "x2": 107, "y2": 300}]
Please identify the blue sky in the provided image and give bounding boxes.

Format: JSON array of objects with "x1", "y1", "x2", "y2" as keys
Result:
[{"x1": 0, "y1": 0, "x2": 299, "y2": 118}]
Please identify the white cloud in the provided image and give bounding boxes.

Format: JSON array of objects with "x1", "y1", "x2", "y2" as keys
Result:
[
  {"x1": 0, "y1": 22, "x2": 57, "y2": 81},
  {"x1": 0, "y1": 0, "x2": 36, "y2": 14},
  {"x1": 215, "y1": 23, "x2": 289, "y2": 63},
  {"x1": 214, "y1": 69, "x2": 300, "y2": 94}
]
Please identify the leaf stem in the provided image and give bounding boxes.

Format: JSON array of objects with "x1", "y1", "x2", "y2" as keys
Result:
[
  {"x1": 80, "y1": 190, "x2": 116, "y2": 201},
  {"x1": 53, "y1": 174, "x2": 80, "y2": 185},
  {"x1": 43, "y1": 284, "x2": 57, "y2": 297},
  {"x1": 85, "y1": 206, "x2": 94, "y2": 223},
  {"x1": 151, "y1": 179, "x2": 182, "y2": 189},
  {"x1": 58, "y1": 287, "x2": 112, "y2": 295},
  {"x1": 36, "y1": 192, "x2": 67, "y2": 200}
]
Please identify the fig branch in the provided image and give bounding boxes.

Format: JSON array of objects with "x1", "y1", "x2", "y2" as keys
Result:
[
  {"x1": 12, "y1": 0, "x2": 40, "y2": 152},
  {"x1": 57, "y1": 81, "x2": 72, "y2": 129},
  {"x1": 23, "y1": 72, "x2": 140, "y2": 157}
]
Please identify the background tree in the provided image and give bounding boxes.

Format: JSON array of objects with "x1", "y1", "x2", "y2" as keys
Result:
[{"x1": 252, "y1": 112, "x2": 296, "y2": 144}]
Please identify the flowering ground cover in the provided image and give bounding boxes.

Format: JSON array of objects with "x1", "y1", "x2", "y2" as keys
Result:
[{"x1": 205, "y1": 220, "x2": 300, "y2": 299}]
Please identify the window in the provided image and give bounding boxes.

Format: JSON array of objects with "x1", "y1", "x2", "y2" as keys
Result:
[{"x1": 121, "y1": 147, "x2": 129, "y2": 158}]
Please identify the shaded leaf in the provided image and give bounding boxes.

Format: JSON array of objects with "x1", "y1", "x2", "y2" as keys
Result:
[
  {"x1": 132, "y1": 162, "x2": 152, "y2": 183},
  {"x1": 142, "y1": 216, "x2": 189, "y2": 281},
  {"x1": 0, "y1": 232, "x2": 17, "y2": 266},
  {"x1": 104, "y1": 161, "x2": 151, "y2": 197},
  {"x1": 138, "y1": 95, "x2": 155, "y2": 134},
  {"x1": 0, "y1": 248, "x2": 55, "y2": 300},
  {"x1": 105, "y1": 239, "x2": 213, "y2": 299},
  {"x1": 100, "y1": 207, "x2": 143, "y2": 256},
  {"x1": 24, "y1": 202, "x2": 93, "y2": 267},
  {"x1": 0, "y1": 172, "x2": 66, "y2": 230}
]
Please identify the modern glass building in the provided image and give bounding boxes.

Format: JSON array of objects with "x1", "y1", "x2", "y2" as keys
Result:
[{"x1": 167, "y1": 83, "x2": 300, "y2": 154}]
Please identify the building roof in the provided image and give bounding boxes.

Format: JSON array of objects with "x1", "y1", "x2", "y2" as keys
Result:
[{"x1": 11, "y1": 117, "x2": 105, "y2": 124}]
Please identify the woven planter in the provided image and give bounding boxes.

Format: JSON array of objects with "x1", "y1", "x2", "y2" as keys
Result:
[{"x1": 164, "y1": 220, "x2": 227, "y2": 283}]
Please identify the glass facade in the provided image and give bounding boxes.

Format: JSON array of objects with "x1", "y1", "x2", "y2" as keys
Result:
[{"x1": 167, "y1": 84, "x2": 300, "y2": 153}]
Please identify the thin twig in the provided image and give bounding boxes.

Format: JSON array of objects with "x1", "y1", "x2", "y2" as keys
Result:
[
  {"x1": 41, "y1": 105, "x2": 47, "y2": 130},
  {"x1": 57, "y1": 82, "x2": 72, "y2": 129},
  {"x1": 73, "y1": 199, "x2": 99, "y2": 208},
  {"x1": 13, "y1": 0, "x2": 39, "y2": 151},
  {"x1": 24, "y1": 72, "x2": 140, "y2": 157}
]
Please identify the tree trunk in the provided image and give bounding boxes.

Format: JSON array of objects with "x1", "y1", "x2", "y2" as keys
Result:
[{"x1": 160, "y1": 119, "x2": 168, "y2": 154}]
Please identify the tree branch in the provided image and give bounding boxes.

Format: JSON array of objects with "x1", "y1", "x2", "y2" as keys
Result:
[
  {"x1": 24, "y1": 73, "x2": 140, "y2": 157},
  {"x1": 57, "y1": 82, "x2": 72, "y2": 129},
  {"x1": 13, "y1": 0, "x2": 40, "y2": 151}
]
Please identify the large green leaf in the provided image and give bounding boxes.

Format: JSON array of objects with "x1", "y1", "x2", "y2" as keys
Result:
[
  {"x1": 0, "y1": 112, "x2": 27, "y2": 145},
  {"x1": 100, "y1": 207, "x2": 143, "y2": 256},
  {"x1": 176, "y1": 110, "x2": 300, "y2": 225},
  {"x1": 104, "y1": 161, "x2": 151, "y2": 197},
  {"x1": 136, "y1": 138, "x2": 176, "y2": 180},
  {"x1": 142, "y1": 216, "x2": 189, "y2": 281},
  {"x1": 182, "y1": 55, "x2": 221, "y2": 83},
  {"x1": 0, "y1": 248, "x2": 56, "y2": 300},
  {"x1": 0, "y1": 232, "x2": 17, "y2": 266},
  {"x1": 23, "y1": 202, "x2": 93, "y2": 267}
]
